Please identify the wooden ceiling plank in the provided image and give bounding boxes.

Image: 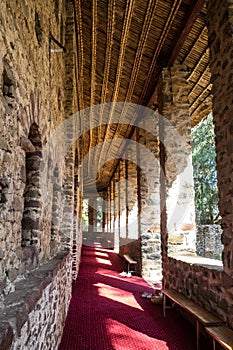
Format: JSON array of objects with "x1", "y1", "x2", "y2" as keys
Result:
[
  {"x1": 97, "y1": 0, "x2": 135, "y2": 185},
  {"x1": 182, "y1": 25, "x2": 207, "y2": 65},
  {"x1": 168, "y1": 0, "x2": 206, "y2": 66},
  {"x1": 95, "y1": 0, "x2": 116, "y2": 180},
  {"x1": 190, "y1": 82, "x2": 212, "y2": 111},
  {"x1": 101, "y1": 0, "x2": 158, "y2": 189},
  {"x1": 100, "y1": 0, "x2": 116, "y2": 105},
  {"x1": 189, "y1": 64, "x2": 209, "y2": 95},
  {"x1": 187, "y1": 47, "x2": 208, "y2": 81},
  {"x1": 148, "y1": 2, "x2": 206, "y2": 107},
  {"x1": 140, "y1": 0, "x2": 183, "y2": 105},
  {"x1": 75, "y1": 0, "x2": 84, "y2": 112},
  {"x1": 88, "y1": 0, "x2": 98, "y2": 174},
  {"x1": 126, "y1": 0, "x2": 158, "y2": 101}
]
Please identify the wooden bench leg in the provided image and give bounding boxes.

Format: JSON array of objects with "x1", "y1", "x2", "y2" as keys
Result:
[
  {"x1": 213, "y1": 338, "x2": 216, "y2": 350},
  {"x1": 196, "y1": 320, "x2": 200, "y2": 350},
  {"x1": 163, "y1": 294, "x2": 166, "y2": 318}
]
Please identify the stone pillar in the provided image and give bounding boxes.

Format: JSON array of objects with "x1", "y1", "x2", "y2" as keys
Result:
[
  {"x1": 119, "y1": 160, "x2": 127, "y2": 240},
  {"x1": 92, "y1": 195, "x2": 97, "y2": 233},
  {"x1": 158, "y1": 63, "x2": 196, "y2": 270},
  {"x1": 127, "y1": 141, "x2": 138, "y2": 239},
  {"x1": 107, "y1": 186, "x2": 111, "y2": 232},
  {"x1": 113, "y1": 173, "x2": 119, "y2": 252},
  {"x1": 102, "y1": 190, "x2": 107, "y2": 233},
  {"x1": 60, "y1": 146, "x2": 75, "y2": 251},
  {"x1": 117, "y1": 168, "x2": 121, "y2": 240},
  {"x1": 50, "y1": 166, "x2": 62, "y2": 256},
  {"x1": 110, "y1": 179, "x2": 115, "y2": 232},
  {"x1": 207, "y1": 0, "x2": 233, "y2": 294},
  {"x1": 88, "y1": 194, "x2": 97, "y2": 234},
  {"x1": 137, "y1": 114, "x2": 161, "y2": 282}
]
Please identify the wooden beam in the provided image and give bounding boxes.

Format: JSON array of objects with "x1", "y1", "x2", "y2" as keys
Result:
[
  {"x1": 148, "y1": 0, "x2": 206, "y2": 107},
  {"x1": 97, "y1": 0, "x2": 135, "y2": 183},
  {"x1": 168, "y1": 0, "x2": 206, "y2": 66},
  {"x1": 140, "y1": 0, "x2": 182, "y2": 105},
  {"x1": 190, "y1": 82, "x2": 212, "y2": 113}
]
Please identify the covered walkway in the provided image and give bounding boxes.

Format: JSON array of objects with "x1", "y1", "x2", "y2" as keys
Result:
[{"x1": 59, "y1": 244, "x2": 211, "y2": 350}]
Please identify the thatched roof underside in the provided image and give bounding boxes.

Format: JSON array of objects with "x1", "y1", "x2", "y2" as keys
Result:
[{"x1": 74, "y1": 0, "x2": 212, "y2": 192}]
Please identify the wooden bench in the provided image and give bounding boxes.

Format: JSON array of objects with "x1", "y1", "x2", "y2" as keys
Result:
[
  {"x1": 123, "y1": 254, "x2": 137, "y2": 274},
  {"x1": 162, "y1": 289, "x2": 225, "y2": 350},
  {"x1": 205, "y1": 326, "x2": 233, "y2": 350}
]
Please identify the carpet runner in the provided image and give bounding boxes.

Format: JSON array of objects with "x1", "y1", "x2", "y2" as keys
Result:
[{"x1": 59, "y1": 243, "x2": 211, "y2": 350}]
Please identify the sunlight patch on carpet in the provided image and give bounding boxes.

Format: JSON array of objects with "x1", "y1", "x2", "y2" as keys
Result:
[
  {"x1": 106, "y1": 318, "x2": 169, "y2": 350},
  {"x1": 94, "y1": 283, "x2": 144, "y2": 310}
]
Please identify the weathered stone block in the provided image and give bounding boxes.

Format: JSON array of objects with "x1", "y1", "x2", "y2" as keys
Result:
[
  {"x1": 222, "y1": 271, "x2": 233, "y2": 288},
  {"x1": 0, "y1": 322, "x2": 13, "y2": 350},
  {"x1": 20, "y1": 137, "x2": 35, "y2": 153},
  {"x1": 0, "y1": 137, "x2": 8, "y2": 151}
]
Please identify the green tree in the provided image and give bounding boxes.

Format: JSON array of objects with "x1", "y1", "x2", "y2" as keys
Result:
[{"x1": 191, "y1": 114, "x2": 219, "y2": 224}]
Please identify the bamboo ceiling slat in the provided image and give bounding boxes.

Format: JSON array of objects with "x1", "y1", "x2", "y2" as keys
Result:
[
  {"x1": 97, "y1": 0, "x2": 135, "y2": 184},
  {"x1": 101, "y1": 0, "x2": 159, "y2": 181},
  {"x1": 75, "y1": 0, "x2": 84, "y2": 112},
  {"x1": 88, "y1": 0, "x2": 98, "y2": 173},
  {"x1": 74, "y1": 0, "x2": 213, "y2": 191},
  {"x1": 139, "y1": 0, "x2": 183, "y2": 105}
]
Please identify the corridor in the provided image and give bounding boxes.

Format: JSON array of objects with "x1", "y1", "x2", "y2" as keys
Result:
[{"x1": 59, "y1": 244, "x2": 211, "y2": 350}]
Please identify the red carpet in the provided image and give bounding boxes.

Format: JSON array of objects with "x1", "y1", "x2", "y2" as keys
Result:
[{"x1": 59, "y1": 243, "x2": 211, "y2": 350}]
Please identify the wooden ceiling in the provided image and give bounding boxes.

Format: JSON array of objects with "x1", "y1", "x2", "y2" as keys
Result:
[{"x1": 73, "y1": 0, "x2": 212, "y2": 192}]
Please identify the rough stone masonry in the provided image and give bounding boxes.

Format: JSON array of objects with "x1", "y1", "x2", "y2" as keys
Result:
[{"x1": 0, "y1": 0, "x2": 79, "y2": 348}]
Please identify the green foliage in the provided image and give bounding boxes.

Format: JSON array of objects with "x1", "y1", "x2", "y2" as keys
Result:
[{"x1": 192, "y1": 114, "x2": 219, "y2": 224}]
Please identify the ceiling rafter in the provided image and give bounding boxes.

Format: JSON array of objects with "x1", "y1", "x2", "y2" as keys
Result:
[
  {"x1": 100, "y1": 0, "x2": 116, "y2": 106},
  {"x1": 187, "y1": 47, "x2": 209, "y2": 81},
  {"x1": 190, "y1": 90, "x2": 212, "y2": 123},
  {"x1": 168, "y1": 0, "x2": 206, "y2": 66},
  {"x1": 110, "y1": 0, "x2": 135, "y2": 103},
  {"x1": 189, "y1": 64, "x2": 209, "y2": 95},
  {"x1": 182, "y1": 25, "x2": 207, "y2": 64},
  {"x1": 125, "y1": 0, "x2": 158, "y2": 101},
  {"x1": 106, "y1": 0, "x2": 205, "y2": 189},
  {"x1": 100, "y1": 0, "x2": 159, "y2": 186},
  {"x1": 75, "y1": 0, "x2": 212, "y2": 192},
  {"x1": 88, "y1": 0, "x2": 98, "y2": 173},
  {"x1": 105, "y1": 0, "x2": 190, "y2": 189},
  {"x1": 148, "y1": 2, "x2": 207, "y2": 110},
  {"x1": 97, "y1": 0, "x2": 135, "y2": 183},
  {"x1": 190, "y1": 82, "x2": 212, "y2": 111},
  {"x1": 74, "y1": 0, "x2": 85, "y2": 166},
  {"x1": 90, "y1": 0, "x2": 97, "y2": 108},
  {"x1": 102, "y1": 1, "x2": 185, "y2": 189},
  {"x1": 95, "y1": 0, "x2": 116, "y2": 178},
  {"x1": 75, "y1": 0, "x2": 84, "y2": 111},
  {"x1": 139, "y1": 0, "x2": 183, "y2": 105}
]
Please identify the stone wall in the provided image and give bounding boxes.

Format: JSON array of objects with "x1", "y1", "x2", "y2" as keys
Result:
[
  {"x1": 0, "y1": 252, "x2": 72, "y2": 350},
  {"x1": 163, "y1": 256, "x2": 233, "y2": 327},
  {"x1": 196, "y1": 225, "x2": 223, "y2": 260},
  {"x1": 207, "y1": 0, "x2": 233, "y2": 281},
  {"x1": 0, "y1": 0, "x2": 81, "y2": 347},
  {"x1": 1, "y1": 0, "x2": 64, "y2": 290},
  {"x1": 137, "y1": 118, "x2": 162, "y2": 282}
]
